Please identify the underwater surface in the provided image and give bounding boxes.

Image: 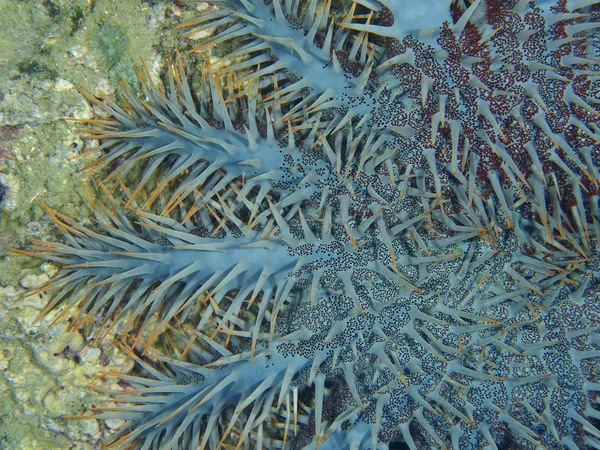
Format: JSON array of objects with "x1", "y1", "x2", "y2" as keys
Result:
[{"x1": 1, "y1": 0, "x2": 600, "y2": 449}]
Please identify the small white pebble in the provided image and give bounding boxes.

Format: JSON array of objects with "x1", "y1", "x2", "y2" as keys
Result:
[
  {"x1": 105, "y1": 419, "x2": 125, "y2": 430},
  {"x1": 20, "y1": 273, "x2": 49, "y2": 290},
  {"x1": 41, "y1": 262, "x2": 59, "y2": 277},
  {"x1": 82, "y1": 347, "x2": 102, "y2": 364},
  {"x1": 55, "y1": 78, "x2": 74, "y2": 92},
  {"x1": 79, "y1": 419, "x2": 100, "y2": 436},
  {"x1": 0, "y1": 286, "x2": 19, "y2": 298}
]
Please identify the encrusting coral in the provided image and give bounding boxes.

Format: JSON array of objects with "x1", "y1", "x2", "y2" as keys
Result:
[{"x1": 19, "y1": 0, "x2": 600, "y2": 448}]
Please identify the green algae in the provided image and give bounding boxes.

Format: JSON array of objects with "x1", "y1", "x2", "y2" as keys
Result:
[{"x1": 1, "y1": 0, "x2": 159, "y2": 92}]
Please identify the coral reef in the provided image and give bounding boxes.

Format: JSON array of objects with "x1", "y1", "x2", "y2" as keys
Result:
[
  {"x1": 0, "y1": 272, "x2": 135, "y2": 449},
  {"x1": 25, "y1": 0, "x2": 600, "y2": 449}
]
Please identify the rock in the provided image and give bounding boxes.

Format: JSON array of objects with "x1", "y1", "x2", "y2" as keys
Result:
[
  {"x1": 19, "y1": 273, "x2": 49, "y2": 290},
  {"x1": 0, "y1": 286, "x2": 18, "y2": 298},
  {"x1": 105, "y1": 419, "x2": 124, "y2": 430},
  {"x1": 55, "y1": 78, "x2": 74, "y2": 92},
  {"x1": 40, "y1": 263, "x2": 58, "y2": 278},
  {"x1": 43, "y1": 391, "x2": 63, "y2": 416},
  {"x1": 77, "y1": 419, "x2": 99, "y2": 437}
]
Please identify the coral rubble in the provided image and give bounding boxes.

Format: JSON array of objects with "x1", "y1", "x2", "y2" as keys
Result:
[{"x1": 28, "y1": 0, "x2": 600, "y2": 449}]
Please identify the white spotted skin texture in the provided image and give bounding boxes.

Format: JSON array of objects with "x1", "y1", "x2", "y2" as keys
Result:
[{"x1": 30, "y1": 0, "x2": 600, "y2": 449}]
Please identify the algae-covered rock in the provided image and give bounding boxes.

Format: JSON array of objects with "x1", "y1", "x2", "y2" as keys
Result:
[{"x1": 0, "y1": 271, "x2": 134, "y2": 449}]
